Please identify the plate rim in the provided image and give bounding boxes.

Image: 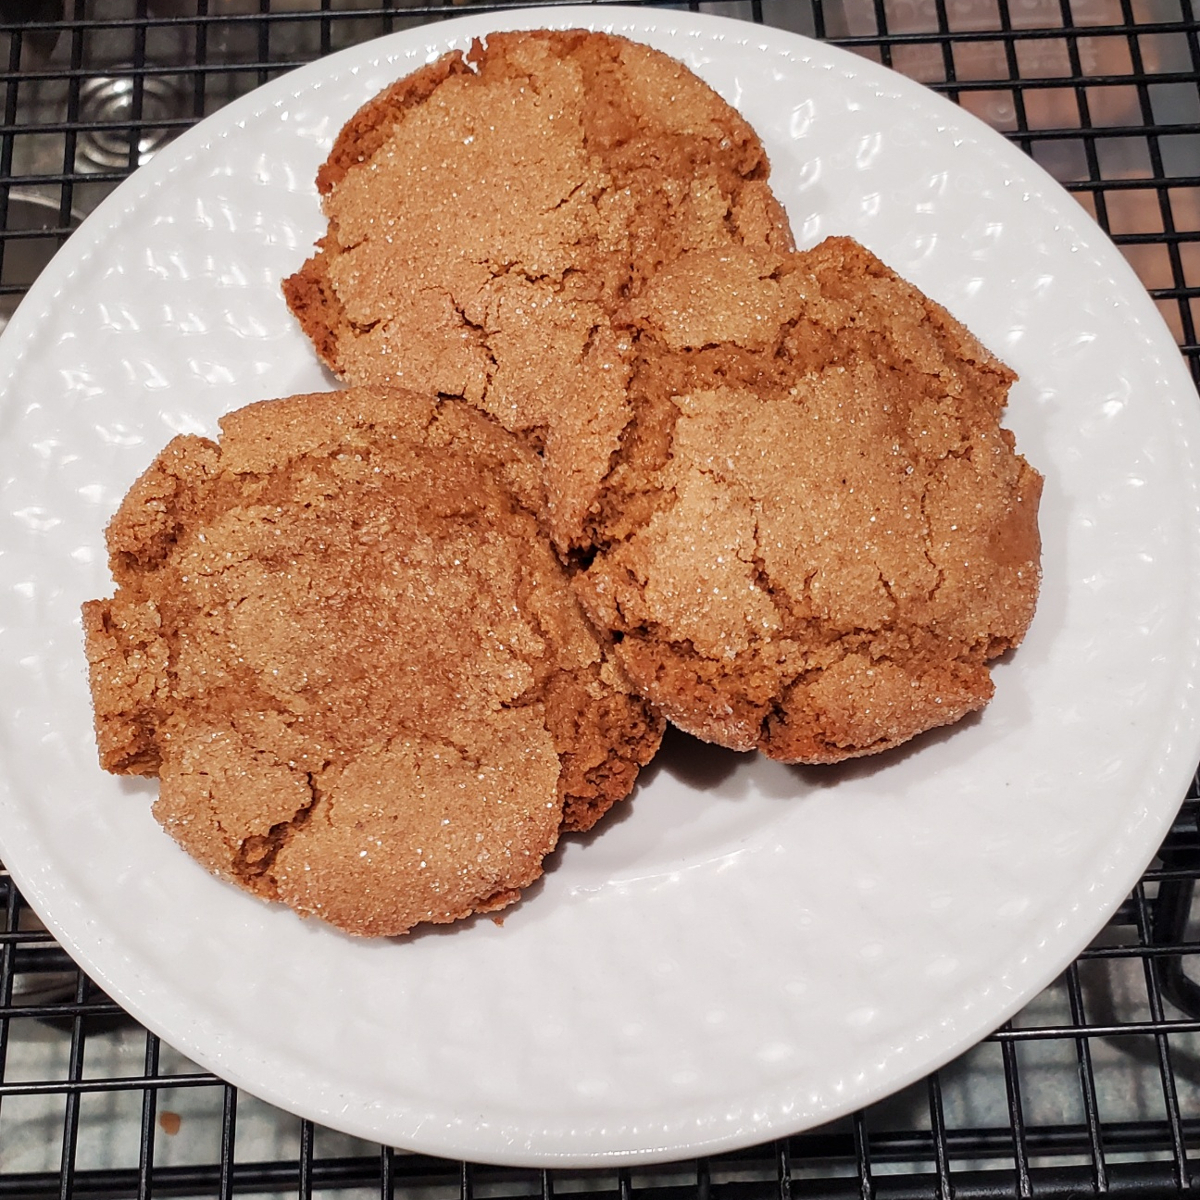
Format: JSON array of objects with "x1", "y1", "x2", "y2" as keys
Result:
[{"x1": 1, "y1": 4, "x2": 1199, "y2": 1166}]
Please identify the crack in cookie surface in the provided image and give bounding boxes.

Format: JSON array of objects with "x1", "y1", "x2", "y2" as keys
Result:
[{"x1": 82, "y1": 387, "x2": 662, "y2": 936}]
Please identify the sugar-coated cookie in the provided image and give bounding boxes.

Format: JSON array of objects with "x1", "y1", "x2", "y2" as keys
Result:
[
  {"x1": 284, "y1": 29, "x2": 794, "y2": 550},
  {"x1": 574, "y1": 237, "x2": 1042, "y2": 762},
  {"x1": 82, "y1": 388, "x2": 662, "y2": 935}
]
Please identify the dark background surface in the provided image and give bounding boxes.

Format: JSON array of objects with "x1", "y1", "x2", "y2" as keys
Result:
[{"x1": 2, "y1": 2, "x2": 1200, "y2": 1197}]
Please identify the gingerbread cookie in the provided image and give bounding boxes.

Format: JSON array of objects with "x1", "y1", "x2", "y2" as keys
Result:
[
  {"x1": 574, "y1": 236, "x2": 1042, "y2": 762},
  {"x1": 82, "y1": 388, "x2": 662, "y2": 936},
  {"x1": 283, "y1": 29, "x2": 794, "y2": 550}
]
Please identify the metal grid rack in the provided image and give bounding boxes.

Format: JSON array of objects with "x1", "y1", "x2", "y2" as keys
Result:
[{"x1": 3, "y1": 1, "x2": 1200, "y2": 1197}]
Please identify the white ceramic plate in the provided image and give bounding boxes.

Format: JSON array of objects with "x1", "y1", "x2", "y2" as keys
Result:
[{"x1": 1, "y1": 5, "x2": 1198, "y2": 1168}]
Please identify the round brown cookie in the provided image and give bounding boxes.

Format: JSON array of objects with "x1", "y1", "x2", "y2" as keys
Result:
[
  {"x1": 283, "y1": 29, "x2": 794, "y2": 551},
  {"x1": 81, "y1": 387, "x2": 663, "y2": 936},
  {"x1": 573, "y1": 236, "x2": 1043, "y2": 763}
]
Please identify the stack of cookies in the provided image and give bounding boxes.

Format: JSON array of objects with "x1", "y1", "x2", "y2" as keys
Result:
[{"x1": 83, "y1": 30, "x2": 1042, "y2": 937}]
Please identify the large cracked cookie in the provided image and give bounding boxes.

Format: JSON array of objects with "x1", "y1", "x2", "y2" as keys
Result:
[
  {"x1": 574, "y1": 237, "x2": 1043, "y2": 763},
  {"x1": 283, "y1": 29, "x2": 794, "y2": 551},
  {"x1": 82, "y1": 388, "x2": 662, "y2": 936}
]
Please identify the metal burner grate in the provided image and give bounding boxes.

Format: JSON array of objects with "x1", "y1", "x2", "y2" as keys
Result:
[{"x1": 2, "y1": 2, "x2": 1199, "y2": 1197}]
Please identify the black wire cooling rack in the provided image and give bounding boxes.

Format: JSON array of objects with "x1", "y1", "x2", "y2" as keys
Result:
[{"x1": 3, "y1": 1, "x2": 1200, "y2": 1197}]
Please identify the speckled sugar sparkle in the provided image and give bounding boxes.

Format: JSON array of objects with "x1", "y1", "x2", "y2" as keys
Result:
[{"x1": 1, "y1": 5, "x2": 1199, "y2": 1168}]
